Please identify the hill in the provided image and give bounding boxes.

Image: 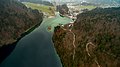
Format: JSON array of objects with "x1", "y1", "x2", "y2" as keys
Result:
[
  {"x1": 0, "y1": 0, "x2": 43, "y2": 63},
  {"x1": 56, "y1": 4, "x2": 69, "y2": 15},
  {"x1": 53, "y1": 7, "x2": 120, "y2": 67},
  {"x1": 0, "y1": 0, "x2": 43, "y2": 46}
]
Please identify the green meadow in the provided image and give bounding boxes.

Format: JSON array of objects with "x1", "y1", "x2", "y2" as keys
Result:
[
  {"x1": 22, "y1": 2, "x2": 55, "y2": 16},
  {"x1": 79, "y1": 5, "x2": 96, "y2": 10}
]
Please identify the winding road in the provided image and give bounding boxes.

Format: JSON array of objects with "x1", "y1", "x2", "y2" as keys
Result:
[
  {"x1": 69, "y1": 29, "x2": 76, "y2": 61},
  {"x1": 61, "y1": 23, "x2": 76, "y2": 61},
  {"x1": 86, "y1": 42, "x2": 101, "y2": 67}
]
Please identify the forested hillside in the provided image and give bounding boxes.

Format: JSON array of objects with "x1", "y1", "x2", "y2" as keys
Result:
[
  {"x1": 53, "y1": 7, "x2": 120, "y2": 67},
  {"x1": 0, "y1": 0, "x2": 43, "y2": 63},
  {"x1": 56, "y1": 4, "x2": 69, "y2": 15},
  {"x1": 0, "y1": 0, "x2": 43, "y2": 46}
]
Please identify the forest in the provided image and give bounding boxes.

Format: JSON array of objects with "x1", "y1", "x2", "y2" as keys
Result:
[
  {"x1": 53, "y1": 7, "x2": 120, "y2": 67},
  {"x1": 0, "y1": 0, "x2": 43, "y2": 63}
]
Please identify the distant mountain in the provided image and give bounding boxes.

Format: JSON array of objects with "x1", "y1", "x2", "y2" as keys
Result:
[
  {"x1": 85, "y1": 0, "x2": 120, "y2": 5},
  {"x1": 75, "y1": 0, "x2": 120, "y2": 8}
]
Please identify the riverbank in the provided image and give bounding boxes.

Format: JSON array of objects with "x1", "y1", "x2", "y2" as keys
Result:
[{"x1": 0, "y1": 21, "x2": 42, "y2": 63}]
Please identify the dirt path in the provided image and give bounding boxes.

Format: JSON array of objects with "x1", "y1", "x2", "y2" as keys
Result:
[
  {"x1": 69, "y1": 30, "x2": 76, "y2": 60},
  {"x1": 61, "y1": 24, "x2": 76, "y2": 61},
  {"x1": 86, "y1": 42, "x2": 101, "y2": 67}
]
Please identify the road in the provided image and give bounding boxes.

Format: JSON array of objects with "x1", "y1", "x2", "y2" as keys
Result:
[
  {"x1": 61, "y1": 23, "x2": 76, "y2": 61},
  {"x1": 69, "y1": 29, "x2": 76, "y2": 60},
  {"x1": 86, "y1": 42, "x2": 101, "y2": 67}
]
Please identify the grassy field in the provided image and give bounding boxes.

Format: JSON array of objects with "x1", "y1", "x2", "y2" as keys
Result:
[
  {"x1": 22, "y1": 2, "x2": 55, "y2": 16},
  {"x1": 79, "y1": 5, "x2": 96, "y2": 10}
]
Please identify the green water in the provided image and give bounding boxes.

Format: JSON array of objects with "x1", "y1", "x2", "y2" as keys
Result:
[{"x1": 0, "y1": 12, "x2": 73, "y2": 67}]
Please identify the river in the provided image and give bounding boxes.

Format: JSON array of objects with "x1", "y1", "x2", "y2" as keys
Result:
[{"x1": 0, "y1": 12, "x2": 73, "y2": 67}]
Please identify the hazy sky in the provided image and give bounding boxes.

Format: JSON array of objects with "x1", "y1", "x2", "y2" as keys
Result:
[{"x1": 45, "y1": 0, "x2": 120, "y2": 2}]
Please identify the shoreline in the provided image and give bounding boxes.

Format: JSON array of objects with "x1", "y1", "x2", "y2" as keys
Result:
[{"x1": 0, "y1": 21, "x2": 42, "y2": 63}]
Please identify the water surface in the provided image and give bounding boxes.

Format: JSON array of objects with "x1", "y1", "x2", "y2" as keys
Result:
[{"x1": 0, "y1": 13, "x2": 73, "y2": 67}]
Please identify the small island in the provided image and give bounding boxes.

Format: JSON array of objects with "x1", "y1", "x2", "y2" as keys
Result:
[{"x1": 47, "y1": 26, "x2": 52, "y2": 31}]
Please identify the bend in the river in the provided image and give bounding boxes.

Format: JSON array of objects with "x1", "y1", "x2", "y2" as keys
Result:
[{"x1": 0, "y1": 12, "x2": 73, "y2": 67}]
